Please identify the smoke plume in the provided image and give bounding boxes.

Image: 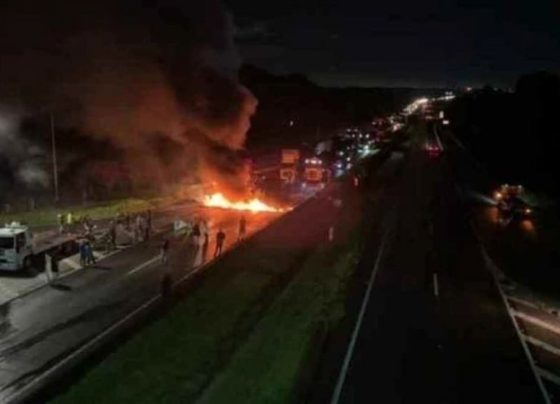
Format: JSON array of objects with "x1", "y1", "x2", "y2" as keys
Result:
[
  {"x1": 0, "y1": 0, "x2": 257, "y2": 199},
  {"x1": 0, "y1": 106, "x2": 49, "y2": 190}
]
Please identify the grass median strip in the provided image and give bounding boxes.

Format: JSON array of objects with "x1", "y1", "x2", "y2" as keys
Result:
[{"x1": 199, "y1": 233, "x2": 361, "y2": 404}]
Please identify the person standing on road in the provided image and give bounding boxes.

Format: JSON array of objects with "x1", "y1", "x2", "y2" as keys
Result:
[
  {"x1": 215, "y1": 229, "x2": 226, "y2": 257},
  {"x1": 144, "y1": 211, "x2": 151, "y2": 241},
  {"x1": 85, "y1": 240, "x2": 96, "y2": 266},
  {"x1": 66, "y1": 212, "x2": 74, "y2": 232},
  {"x1": 79, "y1": 239, "x2": 87, "y2": 267},
  {"x1": 160, "y1": 238, "x2": 170, "y2": 264},
  {"x1": 135, "y1": 214, "x2": 143, "y2": 243},
  {"x1": 238, "y1": 216, "x2": 247, "y2": 242},
  {"x1": 147, "y1": 210, "x2": 152, "y2": 237},
  {"x1": 57, "y1": 213, "x2": 65, "y2": 234},
  {"x1": 109, "y1": 220, "x2": 117, "y2": 250},
  {"x1": 192, "y1": 222, "x2": 201, "y2": 246},
  {"x1": 202, "y1": 220, "x2": 209, "y2": 247}
]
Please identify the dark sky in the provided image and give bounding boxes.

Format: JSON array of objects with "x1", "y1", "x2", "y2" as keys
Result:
[{"x1": 226, "y1": 0, "x2": 560, "y2": 88}]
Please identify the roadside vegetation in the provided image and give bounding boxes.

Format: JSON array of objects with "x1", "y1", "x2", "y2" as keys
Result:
[
  {"x1": 0, "y1": 197, "x2": 176, "y2": 228},
  {"x1": 199, "y1": 229, "x2": 361, "y2": 403}
]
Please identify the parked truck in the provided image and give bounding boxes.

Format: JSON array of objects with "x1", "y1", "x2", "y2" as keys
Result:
[{"x1": 0, "y1": 222, "x2": 77, "y2": 273}]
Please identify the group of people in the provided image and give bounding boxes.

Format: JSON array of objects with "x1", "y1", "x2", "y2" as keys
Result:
[
  {"x1": 102, "y1": 210, "x2": 153, "y2": 250},
  {"x1": 58, "y1": 212, "x2": 99, "y2": 244},
  {"x1": 57, "y1": 207, "x2": 248, "y2": 270},
  {"x1": 79, "y1": 238, "x2": 96, "y2": 267},
  {"x1": 116, "y1": 210, "x2": 152, "y2": 243},
  {"x1": 57, "y1": 211, "x2": 75, "y2": 234},
  {"x1": 160, "y1": 215, "x2": 248, "y2": 264}
]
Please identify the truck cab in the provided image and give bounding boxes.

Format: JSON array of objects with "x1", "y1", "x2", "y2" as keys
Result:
[{"x1": 0, "y1": 223, "x2": 33, "y2": 271}]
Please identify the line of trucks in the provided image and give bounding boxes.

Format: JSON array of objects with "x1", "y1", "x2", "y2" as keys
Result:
[{"x1": 0, "y1": 223, "x2": 77, "y2": 273}]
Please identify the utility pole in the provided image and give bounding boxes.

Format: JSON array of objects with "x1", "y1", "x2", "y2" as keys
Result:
[{"x1": 50, "y1": 112, "x2": 59, "y2": 203}]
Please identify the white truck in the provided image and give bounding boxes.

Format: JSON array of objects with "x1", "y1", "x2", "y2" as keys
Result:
[{"x1": 0, "y1": 222, "x2": 77, "y2": 273}]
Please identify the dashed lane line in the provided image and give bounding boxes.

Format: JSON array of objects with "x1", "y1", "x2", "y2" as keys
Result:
[
  {"x1": 537, "y1": 367, "x2": 560, "y2": 387},
  {"x1": 508, "y1": 295, "x2": 543, "y2": 310},
  {"x1": 126, "y1": 256, "x2": 160, "y2": 276},
  {"x1": 514, "y1": 311, "x2": 560, "y2": 337},
  {"x1": 512, "y1": 310, "x2": 560, "y2": 335},
  {"x1": 525, "y1": 335, "x2": 560, "y2": 357}
]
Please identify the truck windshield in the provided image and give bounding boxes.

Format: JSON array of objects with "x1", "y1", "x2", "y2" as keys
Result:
[{"x1": 0, "y1": 236, "x2": 14, "y2": 249}]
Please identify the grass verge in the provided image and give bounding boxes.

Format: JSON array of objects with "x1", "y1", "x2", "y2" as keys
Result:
[
  {"x1": 0, "y1": 197, "x2": 169, "y2": 227},
  {"x1": 199, "y1": 231, "x2": 361, "y2": 404}
]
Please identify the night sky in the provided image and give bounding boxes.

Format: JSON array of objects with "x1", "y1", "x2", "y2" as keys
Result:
[{"x1": 227, "y1": 0, "x2": 560, "y2": 88}]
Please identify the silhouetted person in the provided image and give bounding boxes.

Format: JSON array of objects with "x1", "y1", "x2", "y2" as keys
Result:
[
  {"x1": 109, "y1": 221, "x2": 117, "y2": 250},
  {"x1": 238, "y1": 216, "x2": 247, "y2": 241},
  {"x1": 215, "y1": 229, "x2": 226, "y2": 257},
  {"x1": 85, "y1": 241, "x2": 96, "y2": 265},
  {"x1": 79, "y1": 239, "x2": 87, "y2": 267},
  {"x1": 192, "y1": 223, "x2": 201, "y2": 246},
  {"x1": 160, "y1": 238, "x2": 170, "y2": 264}
]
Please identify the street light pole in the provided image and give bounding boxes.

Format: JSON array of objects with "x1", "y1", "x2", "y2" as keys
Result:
[{"x1": 50, "y1": 112, "x2": 59, "y2": 203}]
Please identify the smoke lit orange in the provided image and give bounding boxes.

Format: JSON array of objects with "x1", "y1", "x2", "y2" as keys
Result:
[{"x1": 203, "y1": 193, "x2": 282, "y2": 213}]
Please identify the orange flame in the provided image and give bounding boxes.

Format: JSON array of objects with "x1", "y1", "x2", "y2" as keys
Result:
[{"x1": 203, "y1": 193, "x2": 282, "y2": 213}]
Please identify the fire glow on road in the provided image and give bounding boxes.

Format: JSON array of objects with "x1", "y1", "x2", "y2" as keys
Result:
[{"x1": 203, "y1": 193, "x2": 284, "y2": 213}]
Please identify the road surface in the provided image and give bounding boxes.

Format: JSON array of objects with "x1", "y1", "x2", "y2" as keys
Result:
[
  {"x1": 0, "y1": 204, "x2": 278, "y2": 402},
  {"x1": 333, "y1": 123, "x2": 543, "y2": 403}
]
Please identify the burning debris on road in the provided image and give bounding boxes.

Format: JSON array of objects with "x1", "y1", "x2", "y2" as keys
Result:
[{"x1": 203, "y1": 193, "x2": 285, "y2": 213}]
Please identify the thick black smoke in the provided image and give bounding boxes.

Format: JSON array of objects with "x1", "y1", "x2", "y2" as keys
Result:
[{"x1": 0, "y1": 0, "x2": 257, "y2": 198}]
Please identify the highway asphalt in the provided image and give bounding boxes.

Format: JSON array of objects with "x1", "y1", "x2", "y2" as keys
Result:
[
  {"x1": 0, "y1": 205, "x2": 278, "y2": 402},
  {"x1": 333, "y1": 123, "x2": 543, "y2": 403}
]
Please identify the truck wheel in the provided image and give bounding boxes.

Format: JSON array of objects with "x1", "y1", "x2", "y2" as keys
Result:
[{"x1": 23, "y1": 257, "x2": 38, "y2": 277}]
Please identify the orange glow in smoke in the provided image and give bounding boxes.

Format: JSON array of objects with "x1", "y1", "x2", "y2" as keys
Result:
[{"x1": 203, "y1": 193, "x2": 282, "y2": 213}]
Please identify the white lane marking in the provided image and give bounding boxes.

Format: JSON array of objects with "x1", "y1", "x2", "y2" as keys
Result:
[
  {"x1": 537, "y1": 367, "x2": 560, "y2": 387},
  {"x1": 508, "y1": 295, "x2": 542, "y2": 310},
  {"x1": 127, "y1": 256, "x2": 160, "y2": 276},
  {"x1": 514, "y1": 311, "x2": 560, "y2": 337},
  {"x1": 331, "y1": 229, "x2": 391, "y2": 404},
  {"x1": 3, "y1": 293, "x2": 160, "y2": 404},
  {"x1": 478, "y1": 242, "x2": 551, "y2": 404},
  {"x1": 433, "y1": 273, "x2": 439, "y2": 298},
  {"x1": 525, "y1": 335, "x2": 560, "y2": 357}
]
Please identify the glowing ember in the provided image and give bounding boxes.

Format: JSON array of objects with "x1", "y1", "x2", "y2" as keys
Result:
[{"x1": 203, "y1": 193, "x2": 282, "y2": 213}]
